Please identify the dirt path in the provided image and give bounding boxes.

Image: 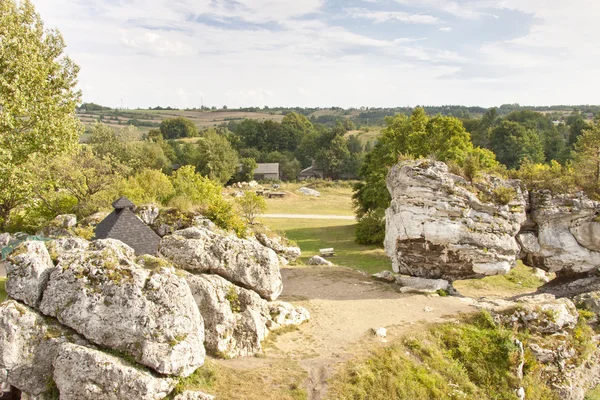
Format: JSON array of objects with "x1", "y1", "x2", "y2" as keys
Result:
[
  {"x1": 220, "y1": 265, "x2": 476, "y2": 399},
  {"x1": 262, "y1": 214, "x2": 355, "y2": 220}
]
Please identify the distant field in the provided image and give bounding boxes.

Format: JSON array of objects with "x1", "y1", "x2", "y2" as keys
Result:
[
  {"x1": 262, "y1": 183, "x2": 355, "y2": 216},
  {"x1": 259, "y1": 217, "x2": 391, "y2": 275},
  {"x1": 346, "y1": 127, "x2": 382, "y2": 145}
]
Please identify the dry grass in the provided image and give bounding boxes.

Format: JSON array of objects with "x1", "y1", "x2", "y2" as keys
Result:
[{"x1": 261, "y1": 183, "x2": 355, "y2": 216}]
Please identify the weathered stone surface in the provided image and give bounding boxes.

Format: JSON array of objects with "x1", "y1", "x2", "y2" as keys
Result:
[
  {"x1": 372, "y1": 270, "x2": 396, "y2": 282},
  {"x1": 45, "y1": 237, "x2": 90, "y2": 263},
  {"x1": 385, "y1": 160, "x2": 526, "y2": 281},
  {"x1": 5, "y1": 241, "x2": 55, "y2": 308},
  {"x1": 52, "y1": 343, "x2": 176, "y2": 400},
  {"x1": 395, "y1": 276, "x2": 449, "y2": 294},
  {"x1": 528, "y1": 343, "x2": 555, "y2": 363},
  {"x1": 37, "y1": 214, "x2": 78, "y2": 238},
  {"x1": 0, "y1": 300, "x2": 86, "y2": 397},
  {"x1": 185, "y1": 272, "x2": 308, "y2": 358},
  {"x1": 0, "y1": 233, "x2": 11, "y2": 248},
  {"x1": 522, "y1": 191, "x2": 600, "y2": 274},
  {"x1": 160, "y1": 227, "x2": 283, "y2": 300},
  {"x1": 298, "y1": 187, "x2": 320, "y2": 197},
  {"x1": 38, "y1": 239, "x2": 205, "y2": 377},
  {"x1": 136, "y1": 204, "x2": 160, "y2": 226},
  {"x1": 255, "y1": 233, "x2": 301, "y2": 262},
  {"x1": 308, "y1": 255, "x2": 332, "y2": 266},
  {"x1": 372, "y1": 327, "x2": 387, "y2": 338},
  {"x1": 173, "y1": 390, "x2": 215, "y2": 400},
  {"x1": 574, "y1": 291, "x2": 600, "y2": 315},
  {"x1": 499, "y1": 294, "x2": 578, "y2": 334}
]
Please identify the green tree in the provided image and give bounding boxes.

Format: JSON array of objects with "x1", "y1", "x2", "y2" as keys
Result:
[
  {"x1": 0, "y1": 0, "x2": 82, "y2": 229},
  {"x1": 315, "y1": 135, "x2": 351, "y2": 179},
  {"x1": 237, "y1": 157, "x2": 258, "y2": 182},
  {"x1": 119, "y1": 169, "x2": 174, "y2": 205},
  {"x1": 489, "y1": 121, "x2": 545, "y2": 169},
  {"x1": 573, "y1": 120, "x2": 600, "y2": 197},
  {"x1": 196, "y1": 129, "x2": 239, "y2": 184},
  {"x1": 160, "y1": 117, "x2": 198, "y2": 139},
  {"x1": 235, "y1": 191, "x2": 266, "y2": 224}
]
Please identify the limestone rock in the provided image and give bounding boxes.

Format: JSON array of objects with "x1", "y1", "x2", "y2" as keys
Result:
[
  {"x1": 267, "y1": 301, "x2": 310, "y2": 329},
  {"x1": 528, "y1": 343, "x2": 555, "y2": 363},
  {"x1": 136, "y1": 204, "x2": 160, "y2": 226},
  {"x1": 372, "y1": 270, "x2": 396, "y2": 282},
  {"x1": 38, "y1": 239, "x2": 205, "y2": 377},
  {"x1": 255, "y1": 233, "x2": 301, "y2": 262},
  {"x1": 372, "y1": 327, "x2": 387, "y2": 338},
  {"x1": 160, "y1": 227, "x2": 283, "y2": 300},
  {"x1": 79, "y1": 212, "x2": 110, "y2": 229},
  {"x1": 521, "y1": 191, "x2": 600, "y2": 274},
  {"x1": 395, "y1": 276, "x2": 449, "y2": 294},
  {"x1": 574, "y1": 291, "x2": 600, "y2": 315},
  {"x1": 45, "y1": 237, "x2": 90, "y2": 263},
  {"x1": 308, "y1": 255, "x2": 332, "y2": 266},
  {"x1": 0, "y1": 233, "x2": 11, "y2": 248},
  {"x1": 37, "y1": 214, "x2": 78, "y2": 238},
  {"x1": 5, "y1": 241, "x2": 55, "y2": 308},
  {"x1": 499, "y1": 294, "x2": 578, "y2": 334},
  {"x1": 52, "y1": 343, "x2": 176, "y2": 400},
  {"x1": 173, "y1": 390, "x2": 216, "y2": 400},
  {"x1": 0, "y1": 300, "x2": 86, "y2": 397},
  {"x1": 384, "y1": 160, "x2": 526, "y2": 281},
  {"x1": 298, "y1": 187, "x2": 320, "y2": 197}
]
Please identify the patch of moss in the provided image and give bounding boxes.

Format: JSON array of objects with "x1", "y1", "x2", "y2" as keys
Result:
[{"x1": 45, "y1": 377, "x2": 60, "y2": 400}]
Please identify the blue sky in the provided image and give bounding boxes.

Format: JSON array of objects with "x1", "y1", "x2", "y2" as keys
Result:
[{"x1": 33, "y1": 0, "x2": 600, "y2": 109}]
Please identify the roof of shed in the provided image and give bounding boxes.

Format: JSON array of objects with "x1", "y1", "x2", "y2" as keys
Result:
[{"x1": 255, "y1": 163, "x2": 279, "y2": 174}]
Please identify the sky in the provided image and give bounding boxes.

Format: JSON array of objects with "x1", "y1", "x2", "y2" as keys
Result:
[{"x1": 32, "y1": 0, "x2": 600, "y2": 109}]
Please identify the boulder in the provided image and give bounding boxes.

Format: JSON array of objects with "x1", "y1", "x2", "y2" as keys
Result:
[
  {"x1": 528, "y1": 343, "x2": 555, "y2": 363},
  {"x1": 38, "y1": 214, "x2": 77, "y2": 238},
  {"x1": 372, "y1": 327, "x2": 387, "y2": 338},
  {"x1": 308, "y1": 256, "x2": 332, "y2": 266},
  {"x1": 395, "y1": 276, "x2": 449, "y2": 294},
  {"x1": 520, "y1": 191, "x2": 600, "y2": 274},
  {"x1": 5, "y1": 241, "x2": 55, "y2": 308},
  {"x1": 255, "y1": 233, "x2": 301, "y2": 262},
  {"x1": 45, "y1": 237, "x2": 90, "y2": 263},
  {"x1": 372, "y1": 270, "x2": 396, "y2": 282},
  {"x1": 52, "y1": 343, "x2": 176, "y2": 400},
  {"x1": 574, "y1": 291, "x2": 600, "y2": 315},
  {"x1": 160, "y1": 227, "x2": 283, "y2": 300},
  {"x1": 384, "y1": 160, "x2": 527, "y2": 281},
  {"x1": 136, "y1": 204, "x2": 160, "y2": 226},
  {"x1": 298, "y1": 187, "x2": 320, "y2": 197},
  {"x1": 38, "y1": 239, "x2": 205, "y2": 377},
  {"x1": 267, "y1": 301, "x2": 310, "y2": 329},
  {"x1": 0, "y1": 300, "x2": 87, "y2": 397}
]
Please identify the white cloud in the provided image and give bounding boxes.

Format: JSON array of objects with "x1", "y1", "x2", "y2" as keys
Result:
[{"x1": 347, "y1": 8, "x2": 439, "y2": 24}]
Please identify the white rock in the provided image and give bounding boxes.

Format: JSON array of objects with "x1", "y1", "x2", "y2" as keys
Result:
[
  {"x1": 160, "y1": 227, "x2": 283, "y2": 301},
  {"x1": 0, "y1": 233, "x2": 12, "y2": 248},
  {"x1": 5, "y1": 241, "x2": 55, "y2": 308},
  {"x1": 298, "y1": 187, "x2": 320, "y2": 197},
  {"x1": 136, "y1": 204, "x2": 160, "y2": 225},
  {"x1": 173, "y1": 390, "x2": 216, "y2": 400},
  {"x1": 0, "y1": 300, "x2": 87, "y2": 397},
  {"x1": 499, "y1": 294, "x2": 578, "y2": 334},
  {"x1": 255, "y1": 233, "x2": 301, "y2": 262},
  {"x1": 267, "y1": 301, "x2": 310, "y2": 329},
  {"x1": 372, "y1": 270, "x2": 396, "y2": 282},
  {"x1": 372, "y1": 327, "x2": 387, "y2": 338},
  {"x1": 308, "y1": 255, "x2": 332, "y2": 266},
  {"x1": 53, "y1": 343, "x2": 176, "y2": 400},
  {"x1": 395, "y1": 276, "x2": 449, "y2": 294},
  {"x1": 248, "y1": 180, "x2": 259, "y2": 188},
  {"x1": 38, "y1": 239, "x2": 205, "y2": 377},
  {"x1": 384, "y1": 160, "x2": 526, "y2": 281}
]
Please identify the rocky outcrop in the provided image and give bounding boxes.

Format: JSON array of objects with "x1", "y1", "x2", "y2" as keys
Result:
[
  {"x1": 518, "y1": 191, "x2": 600, "y2": 274},
  {"x1": 308, "y1": 256, "x2": 332, "y2": 266},
  {"x1": 395, "y1": 276, "x2": 450, "y2": 294},
  {"x1": 497, "y1": 294, "x2": 578, "y2": 334},
  {"x1": 184, "y1": 272, "x2": 309, "y2": 358},
  {"x1": 0, "y1": 300, "x2": 87, "y2": 397},
  {"x1": 255, "y1": 233, "x2": 301, "y2": 262},
  {"x1": 53, "y1": 343, "x2": 176, "y2": 400},
  {"x1": 385, "y1": 160, "x2": 527, "y2": 281},
  {"x1": 5, "y1": 241, "x2": 55, "y2": 308},
  {"x1": 38, "y1": 239, "x2": 205, "y2": 377},
  {"x1": 38, "y1": 214, "x2": 78, "y2": 238},
  {"x1": 136, "y1": 204, "x2": 160, "y2": 226},
  {"x1": 160, "y1": 227, "x2": 283, "y2": 300}
]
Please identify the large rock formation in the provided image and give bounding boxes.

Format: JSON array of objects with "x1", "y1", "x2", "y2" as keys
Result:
[
  {"x1": 160, "y1": 227, "x2": 283, "y2": 300},
  {"x1": 518, "y1": 191, "x2": 600, "y2": 274},
  {"x1": 38, "y1": 240, "x2": 205, "y2": 377},
  {"x1": 385, "y1": 160, "x2": 527, "y2": 281}
]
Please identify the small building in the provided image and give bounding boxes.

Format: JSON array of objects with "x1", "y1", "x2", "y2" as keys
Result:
[
  {"x1": 95, "y1": 197, "x2": 161, "y2": 255},
  {"x1": 254, "y1": 163, "x2": 280, "y2": 181},
  {"x1": 298, "y1": 161, "x2": 324, "y2": 180}
]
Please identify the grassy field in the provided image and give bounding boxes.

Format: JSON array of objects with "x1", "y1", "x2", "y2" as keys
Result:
[
  {"x1": 262, "y1": 183, "x2": 355, "y2": 216},
  {"x1": 259, "y1": 217, "x2": 391, "y2": 275}
]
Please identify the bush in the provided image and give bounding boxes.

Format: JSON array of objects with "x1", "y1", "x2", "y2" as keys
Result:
[
  {"x1": 493, "y1": 186, "x2": 516, "y2": 205},
  {"x1": 355, "y1": 210, "x2": 386, "y2": 245}
]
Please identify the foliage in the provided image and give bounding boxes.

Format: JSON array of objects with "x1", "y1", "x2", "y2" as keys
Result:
[
  {"x1": 119, "y1": 169, "x2": 174, "y2": 205},
  {"x1": 572, "y1": 119, "x2": 600, "y2": 197},
  {"x1": 235, "y1": 191, "x2": 267, "y2": 224},
  {"x1": 195, "y1": 129, "x2": 239, "y2": 184},
  {"x1": 0, "y1": 0, "x2": 82, "y2": 229},
  {"x1": 160, "y1": 117, "x2": 198, "y2": 139},
  {"x1": 489, "y1": 120, "x2": 545, "y2": 169},
  {"x1": 328, "y1": 312, "x2": 558, "y2": 400},
  {"x1": 355, "y1": 210, "x2": 386, "y2": 245},
  {"x1": 492, "y1": 186, "x2": 516, "y2": 205},
  {"x1": 516, "y1": 159, "x2": 576, "y2": 192},
  {"x1": 237, "y1": 157, "x2": 258, "y2": 182}
]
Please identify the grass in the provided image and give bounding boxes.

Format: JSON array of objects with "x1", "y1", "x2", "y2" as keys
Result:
[
  {"x1": 327, "y1": 311, "x2": 558, "y2": 400},
  {"x1": 261, "y1": 183, "x2": 355, "y2": 216},
  {"x1": 258, "y1": 218, "x2": 391, "y2": 275},
  {"x1": 170, "y1": 357, "x2": 307, "y2": 400},
  {"x1": 0, "y1": 278, "x2": 6, "y2": 302},
  {"x1": 586, "y1": 385, "x2": 600, "y2": 400},
  {"x1": 454, "y1": 262, "x2": 549, "y2": 297}
]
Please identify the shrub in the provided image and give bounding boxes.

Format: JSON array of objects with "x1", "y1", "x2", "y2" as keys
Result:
[
  {"x1": 355, "y1": 209, "x2": 386, "y2": 246},
  {"x1": 493, "y1": 186, "x2": 516, "y2": 205},
  {"x1": 235, "y1": 191, "x2": 266, "y2": 225}
]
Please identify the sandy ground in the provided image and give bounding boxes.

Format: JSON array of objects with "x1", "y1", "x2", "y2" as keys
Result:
[{"x1": 221, "y1": 265, "x2": 476, "y2": 399}]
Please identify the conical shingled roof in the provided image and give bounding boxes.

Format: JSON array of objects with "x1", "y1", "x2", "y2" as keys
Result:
[
  {"x1": 112, "y1": 196, "x2": 135, "y2": 210},
  {"x1": 95, "y1": 197, "x2": 160, "y2": 255}
]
